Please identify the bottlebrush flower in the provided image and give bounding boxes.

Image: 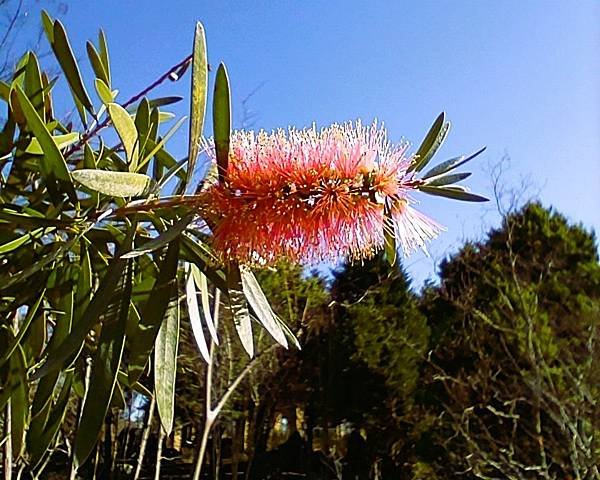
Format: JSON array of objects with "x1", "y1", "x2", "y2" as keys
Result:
[{"x1": 202, "y1": 121, "x2": 443, "y2": 265}]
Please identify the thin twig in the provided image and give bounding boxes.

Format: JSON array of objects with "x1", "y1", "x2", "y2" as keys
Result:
[{"x1": 63, "y1": 54, "x2": 193, "y2": 159}]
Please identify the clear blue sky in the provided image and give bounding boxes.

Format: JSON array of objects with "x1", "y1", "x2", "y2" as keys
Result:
[{"x1": 29, "y1": 1, "x2": 600, "y2": 286}]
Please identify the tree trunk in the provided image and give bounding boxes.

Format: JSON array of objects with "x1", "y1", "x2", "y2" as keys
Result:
[
  {"x1": 213, "y1": 423, "x2": 221, "y2": 480},
  {"x1": 154, "y1": 428, "x2": 165, "y2": 480},
  {"x1": 103, "y1": 410, "x2": 114, "y2": 479},
  {"x1": 231, "y1": 416, "x2": 244, "y2": 480},
  {"x1": 3, "y1": 402, "x2": 12, "y2": 480},
  {"x1": 133, "y1": 395, "x2": 156, "y2": 480}
]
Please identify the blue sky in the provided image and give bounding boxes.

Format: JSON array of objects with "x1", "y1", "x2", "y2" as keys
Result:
[{"x1": 25, "y1": 1, "x2": 600, "y2": 286}]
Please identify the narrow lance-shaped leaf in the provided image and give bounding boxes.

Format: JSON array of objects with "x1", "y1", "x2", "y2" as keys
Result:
[
  {"x1": 191, "y1": 266, "x2": 218, "y2": 345},
  {"x1": 72, "y1": 169, "x2": 153, "y2": 197},
  {"x1": 227, "y1": 262, "x2": 254, "y2": 358},
  {"x1": 28, "y1": 267, "x2": 74, "y2": 449},
  {"x1": 146, "y1": 96, "x2": 183, "y2": 108},
  {"x1": 117, "y1": 371, "x2": 152, "y2": 398},
  {"x1": 421, "y1": 146, "x2": 487, "y2": 179},
  {"x1": 0, "y1": 335, "x2": 26, "y2": 412},
  {"x1": 28, "y1": 372, "x2": 73, "y2": 468},
  {"x1": 14, "y1": 85, "x2": 75, "y2": 203},
  {"x1": 74, "y1": 260, "x2": 133, "y2": 467},
  {"x1": 98, "y1": 29, "x2": 111, "y2": 86},
  {"x1": 0, "y1": 227, "x2": 51, "y2": 254},
  {"x1": 240, "y1": 267, "x2": 288, "y2": 348},
  {"x1": 154, "y1": 293, "x2": 180, "y2": 435},
  {"x1": 31, "y1": 228, "x2": 134, "y2": 380},
  {"x1": 9, "y1": 344, "x2": 28, "y2": 460},
  {"x1": 86, "y1": 41, "x2": 110, "y2": 87},
  {"x1": 180, "y1": 235, "x2": 228, "y2": 293},
  {"x1": 1, "y1": 233, "x2": 83, "y2": 292},
  {"x1": 213, "y1": 63, "x2": 231, "y2": 183},
  {"x1": 74, "y1": 242, "x2": 93, "y2": 320},
  {"x1": 409, "y1": 112, "x2": 449, "y2": 173},
  {"x1": 22, "y1": 306, "x2": 47, "y2": 362},
  {"x1": 128, "y1": 239, "x2": 180, "y2": 383},
  {"x1": 0, "y1": 293, "x2": 45, "y2": 370},
  {"x1": 383, "y1": 210, "x2": 397, "y2": 267},
  {"x1": 40, "y1": 10, "x2": 54, "y2": 43},
  {"x1": 137, "y1": 115, "x2": 187, "y2": 170},
  {"x1": 184, "y1": 21, "x2": 208, "y2": 192},
  {"x1": 122, "y1": 215, "x2": 192, "y2": 259},
  {"x1": 51, "y1": 20, "x2": 94, "y2": 112},
  {"x1": 94, "y1": 78, "x2": 113, "y2": 104},
  {"x1": 0, "y1": 80, "x2": 10, "y2": 101},
  {"x1": 419, "y1": 185, "x2": 489, "y2": 202},
  {"x1": 185, "y1": 264, "x2": 211, "y2": 363},
  {"x1": 424, "y1": 171, "x2": 472, "y2": 187},
  {"x1": 107, "y1": 102, "x2": 139, "y2": 169},
  {"x1": 24, "y1": 52, "x2": 44, "y2": 118},
  {"x1": 25, "y1": 132, "x2": 79, "y2": 155}
]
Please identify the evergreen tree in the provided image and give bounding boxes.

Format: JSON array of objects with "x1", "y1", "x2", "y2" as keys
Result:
[{"x1": 422, "y1": 202, "x2": 600, "y2": 478}]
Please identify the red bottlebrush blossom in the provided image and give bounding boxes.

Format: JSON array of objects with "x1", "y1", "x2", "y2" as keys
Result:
[{"x1": 203, "y1": 121, "x2": 443, "y2": 265}]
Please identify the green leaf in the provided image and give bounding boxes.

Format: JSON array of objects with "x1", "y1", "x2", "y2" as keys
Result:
[
  {"x1": 137, "y1": 116, "x2": 187, "y2": 171},
  {"x1": 0, "y1": 293, "x2": 45, "y2": 370},
  {"x1": 146, "y1": 138, "x2": 187, "y2": 182},
  {"x1": 82, "y1": 143, "x2": 96, "y2": 170},
  {"x1": 127, "y1": 239, "x2": 180, "y2": 383},
  {"x1": 98, "y1": 29, "x2": 111, "y2": 86},
  {"x1": 213, "y1": 63, "x2": 231, "y2": 183},
  {"x1": 425, "y1": 172, "x2": 472, "y2": 186},
  {"x1": 421, "y1": 147, "x2": 486, "y2": 179},
  {"x1": 28, "y1": 372, "x2": 73, "y2": 468},
  {"x1": 94, "y1": 78, "x2": 113, "y2": 104},
  {"x1": 22, "y1": 308, "x2": 47, "y2": 362},
  {"x1": 0, "y1": 208, "x2": 72, "y2": 229},
  {"x1": 135, "y1": 98, "x2": 151, "y2": 137},
  {"x1": 158, "y1": 111, "x2": 175, "y2": 123},
  {"x1": 419, "y1": 185, "x2": 489, "y2": 202},
  {"x1": 9, "y1": 345, "x2": 28, "y2": 460},
  {"x1": 146, "y1": 96, "x2": 183, "y2": 108},
  {"x1": 409, "y1": 112, "x2": 450, "y2": 173},
  {"x1": 191, "y1": 267, "x2": 219, "y2": 345},
  {"x1": 14, "y1": 85, "x2": 75, "y2": 203},
  {"x1": 40, "y1": 11, "x2": 54, "y2": 43},
  {"x1": 185, "y1": 22, "x2": 208, "y2": 192},
  {"x1": 0, "y1": 336, "x2": 24, "y2": 412},
  {"x1": 240, "y1": 267, "x2": 288, "y2": 348},
  {"x1": 24, "y1": 52, "x2": 44, "y2": 118},
  {"x1": 154, "y1": 292, "x2": 179, "y2": 435},
  {"x1": 117, "y1": 371, "x2": 152, "y2": 398},
  {"x1": 0, "y1": 227, "x2": 50, "y2": 254},
  {"x1": 185, "y1": 265, "x2": 210, "y2": 362},
  {"x1": 0, "y1": 80, "x2": 9, "y2": 101},
  {"x1": 1, "y1": 234, "x2": 82, "y2": 291},
  {"x1": 86, "y1": 41, "x2": 110, "y2": 87},
  {"x1": 74, "y1": 242, "x2": 93, "y2": 321},
  {"x1": 383, "y1": 211, "x2": 397, "y2": 267},
  {"x1": 51, "y1": 20, "x2": 94, "y2": 112},
  {"x1": 227, "y1": 263, "x2": 253, "y2": 358},
  {"x1": 74, "y1": 261, "x2": 132, "y2": 467},
  {"x1": 25, "y1": 132, "x2": 79, "y2": 154},
  {"x1": 180, "y1": 235, "x2": 227, "y2": 293},
  {"x1": 122, "y1": 215, "x2": 192, "y2": 259},
  {"x1": 158, "y1": 156, "x2": 188, "y2": 190},
  {"x1": 31, "y1": 246, "x2": 130, "y2": 380},
  {"x1": 107, "y1": 102, "x2": 139, "y2": 169},
  {"x1": 72, "y1": 169, "x2": 153, "y2": 197}
]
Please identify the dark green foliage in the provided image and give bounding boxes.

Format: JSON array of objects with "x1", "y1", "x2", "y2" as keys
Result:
[
  {"x1": 421, "y1": 202, "x2": 600, "y2": 478},
  {"x1": 0, "y1": 14, "x2": 286, "y2": 478}
]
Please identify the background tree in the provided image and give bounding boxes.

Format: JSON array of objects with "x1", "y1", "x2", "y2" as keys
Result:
[{"x1": 421, "y1": 202, "x2": 600, "y2": 479}]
